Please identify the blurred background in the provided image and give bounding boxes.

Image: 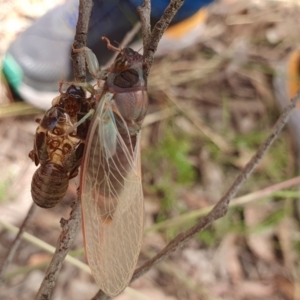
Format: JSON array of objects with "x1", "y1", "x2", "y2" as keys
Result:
[{"x1": 1, "y1": 0, "x2": 300, "y2": 299}]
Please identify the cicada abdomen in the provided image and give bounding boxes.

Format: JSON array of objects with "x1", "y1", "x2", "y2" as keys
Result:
[
  {"x1": 30, "y1": 85, "x2": 91, "y2": 208},
  {"x1": 80, "y1": 39, "x2": 148, "y2": 296}
]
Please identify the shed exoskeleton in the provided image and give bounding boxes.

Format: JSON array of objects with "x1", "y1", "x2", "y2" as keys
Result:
[{"x1": 29, "y1": 84, "x2": 93, "y2": 208}]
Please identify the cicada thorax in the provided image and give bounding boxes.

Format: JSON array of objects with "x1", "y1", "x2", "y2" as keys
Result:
[{"x1": 30, "y1": 84, "x2": 90, "y2": 208}]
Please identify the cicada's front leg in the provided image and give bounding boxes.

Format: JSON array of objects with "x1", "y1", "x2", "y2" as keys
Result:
[
  {"x1": 64, "y1": 142, "x2": 85, "y2": 179},
  {"x1": 72, "y1": 44, "x2": 108, "y2": 82}
]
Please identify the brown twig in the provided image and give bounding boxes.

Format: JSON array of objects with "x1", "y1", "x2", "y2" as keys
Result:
[
  {"x1": 34, "y1": 0, "x2": 93, "y2": 299},
  {"x1": 35, "y1": 200, "x2": 82, "y2": 300},
  {"x1": 138, "y1": 0, "x2": 185, "y2": 77},
  {"x1": 0, "y1": 203, "x2": 36, "y2": 284},
  {"x1": 71, "y1": 0, "x2": 93, "y2": 83},
  {"x1": 137, "y1": 0, "x2": 151, "y2": 53}
]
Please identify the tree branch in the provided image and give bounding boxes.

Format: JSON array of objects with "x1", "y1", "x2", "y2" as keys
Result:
[
  {"x1": 35, "y1": 200, "x2": 82, "y2": 300},
  {"x1": 35, "y1": 0, "x2": 93, "y2": 299},
  {"x1": 71, "y1": 0, "x2": 93, "y2": 83},
  {"x1": 138, "y1": 0, "x2": 185, "y2": 77}
]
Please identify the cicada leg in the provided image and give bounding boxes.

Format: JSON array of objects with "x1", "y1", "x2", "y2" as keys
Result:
[
  {"x1": 63, "y1": 108, "x2": 95, "y2": 137},
  {"x1": 65, "y1": 143, "x2": 85, "y2": 179},
  {"x1": 28, "y1": 150, "x2": 39, "y2": 166},
  {"x1": 72, "y1": 44, "x2": 108, "y2": 81},
  {"x1": 35, "y1": 131, "x2": 49, "y2": 163}
]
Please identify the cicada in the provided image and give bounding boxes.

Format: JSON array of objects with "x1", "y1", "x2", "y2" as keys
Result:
[
  {"x1": 79, "y1": 38, "x2": 148, "y2": 296},
  {"x1": 29, "y1": 84, "x2": 92, "y2": 208}
]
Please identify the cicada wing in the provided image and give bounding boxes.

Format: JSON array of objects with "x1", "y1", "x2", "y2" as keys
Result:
[{"x1": 80, "y1": 93, "x2": 144, "y2": 297}]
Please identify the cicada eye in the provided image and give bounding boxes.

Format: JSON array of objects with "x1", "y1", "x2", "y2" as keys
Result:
[{"x1": 115, "y1": 48, "x2": 134, "y2": 68}]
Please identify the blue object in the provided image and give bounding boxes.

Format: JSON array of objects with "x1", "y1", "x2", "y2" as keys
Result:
[{"x1": 129, "y1": 0, "x2": 214, "y2": 23}]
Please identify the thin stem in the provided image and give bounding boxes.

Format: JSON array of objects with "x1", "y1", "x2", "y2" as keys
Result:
[
  {"x1": 71, "y1": 0, "x2": 93, "y2": 83},
  {"x1": 35, "y1": 0, "x2": 93, "y2": 298},
  {"x1": 35, "y1": 200, "x2": 82, "y2": 300},
  {"x1": 137, "y1": 0, "x2": 151, "y2": 52},
  {"x1": 138, "y1": 0, "x2": 185, "y2": 77}
]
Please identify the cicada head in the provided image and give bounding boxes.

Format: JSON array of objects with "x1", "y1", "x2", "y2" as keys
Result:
[
  {"x1": 102, "y1": 36, "x2": 147, "y2": 93},
  {"x1": 113, "y1": 47, "x2": 143, "y2": 71}
]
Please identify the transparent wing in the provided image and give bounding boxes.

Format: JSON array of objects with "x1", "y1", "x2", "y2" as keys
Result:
[{"x1": 80, "y1": 92, "x2": 144, "y2": 297}]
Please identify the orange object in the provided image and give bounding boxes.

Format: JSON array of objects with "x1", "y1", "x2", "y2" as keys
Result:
[
  {"x1": 286, "y1": 50, "x2": 300, "y2": 102},
  {"x1": 165, "y1": 8, "x2": 208, "y2": 38}
]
